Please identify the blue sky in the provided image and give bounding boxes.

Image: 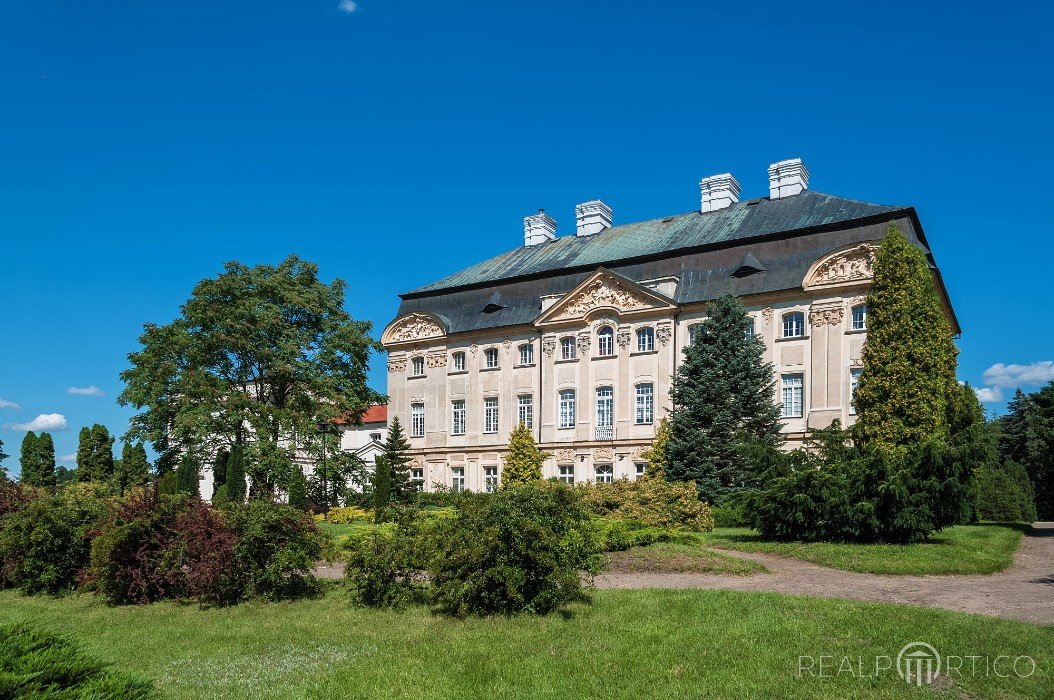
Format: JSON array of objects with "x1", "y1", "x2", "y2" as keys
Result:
[{"x1": 1, "y1": 1, "x2": 1052, "y2": 475}]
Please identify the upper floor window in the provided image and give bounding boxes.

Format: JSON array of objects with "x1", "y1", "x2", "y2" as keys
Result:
[
  {"x1": 636, "y1": 327, "x2": 654, "y2": 353},
  {"x1": 849, "y1": 368, "x2": 862, "y2": 414},
  {"x1": 411, "y1": 356, "x2": 425, "y2": 376},
  {"x1": 782, "y1": 312, "x2": 805, "y2": 338},
  {"x1": 560, "y1": 336, "x2": 577, "y2": 360},
  {"x1": 484, "y1": 348, "x2": 500, "y2": 369},
  {"x1": 559, "y1": 389, "x2": 576, "y2": 429},
  {"x1": 517, "y1": 395, "x2": 533, "y2": 429},
  {"x1": 451, "y1": 400, "x2": 466, "y2": 435},
  {"x1": 688, "y1": 323, "x2": 703, "y2": 345},
  {"x1": 780, "y1": 374, "x2": 804, "y2": 419},
  {"x1": 483, "y1": 397, "x2": 499, "y2": 433},
  {"x1": 411, "y1": 403, "x2": 425, "y2": 438},
  {"x1": 369, "y1": 432, "x2": 381, "y2": 443},
  {"x1": 635, "y1": 383, "x2": 654, "y2": 425},
  {"x1": 597, "y1": 326, "x2": 614, "y2": 357},
  {"x1": 851, "y1": 304, "x2": 868, "y2": 331},
  {"x1": 518, "y1": 343, "x2": 534, "y2": 365},
  {"x1": 452, "y1": 352, "x2": 465, "y2": 372},
  {"x1": 596, "y1": 387, "x2": 614, "y2": 428}
]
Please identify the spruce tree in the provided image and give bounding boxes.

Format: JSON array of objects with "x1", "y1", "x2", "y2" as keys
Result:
[
  {"x1": 288, "y1": 466, "x2": 308, "y2": 510},
  {"x1": 380, "y1": 417, "x2": 413, "y2": 503},
  {"x1": 852, "y1": 224, "x2": 958, "y2": 452},
  {"x1": 639, "y1": 416, "x2": 672, "y2": 480},
  {"x1": 35, "y1": 433, "x2": 56, "y2": 489},
  {"x1": 114, "y1": 442, "x2": 151, "y2": 496},
  {"x1": 19, "y1": 432, "x2": 41, "y2": 486},
  {"x1": 372, "y1": 454, "x2": 393, "y2": 522},
  {"x1": 502, "y1": 422, "x2": 548, "y2": 486},
  {"x1": 225, "y1": 444, "x2": 247, "y2": 504},
  {"x1": 1000, "y1": 383, "x2": 1054, "y2": 519},
  {"x1": 176, "y1": 453, "x2": 199, "y2": 496},
  {"x1": 666, "y1": 291, "x2": 781, "y2": 504}
]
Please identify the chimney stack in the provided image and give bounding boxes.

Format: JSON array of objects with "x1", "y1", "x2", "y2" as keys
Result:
[
  {"x1": 699, "y1": 173, "x2": 741, "y2": 213},
  {"x1": 768, "y1": 158, "x2": 809, "y2": 199},
  {"x1": 523, "y1": 209, "x2": 557, "y2": 247},
  {"x1": 575, "y1": 200, "x2": 613, "y2": 236}
]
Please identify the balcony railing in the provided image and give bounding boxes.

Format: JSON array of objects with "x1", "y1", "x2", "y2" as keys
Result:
[{"x1": 595, "y1": 426, "x2": 613, "y2": 441}]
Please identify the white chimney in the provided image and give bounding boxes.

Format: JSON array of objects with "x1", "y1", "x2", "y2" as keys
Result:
[
  {"x1": 699, "y1": 173, "x2": 741, "y2": 213},
  {"x1": 768, "y1": 158, "x2": 810, "y2": 199},
  {"x1": 523, "y1": 209, "x2": 557, "y2": 247},
  {"x1": 575, "y1": 200, "x2": 613, "y2": 236}
]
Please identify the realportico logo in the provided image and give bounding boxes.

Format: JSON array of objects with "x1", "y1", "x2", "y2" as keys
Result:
[{"x1": 896, "y1": 642, "x2": 940, "y2": 686}]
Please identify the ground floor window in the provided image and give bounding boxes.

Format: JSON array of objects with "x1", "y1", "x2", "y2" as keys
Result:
[
  {"x1": 411, "y1": 467, "x2": 424, "y2": 492},
  {"x1": 849, "y1": 368, "x2": 862, "y2": 414},
  {"x1": 635, "y1": 463, "x2": 646, "y2": 479},
  {"x1": 595, "y1": 464, "x2": 613, "y2": 484},
  {"x1": 781, "y1": 373, "x2": 804, "y2": 418},
  {"x1": 451, "y1": 467, "x2": 465, "y2": 493},
  {"x1": 558, "y1": 464, "x2": 574, "y2": 484},
  {"x1": 484, "y1": 466, "x2": 499, "y2": 493}
]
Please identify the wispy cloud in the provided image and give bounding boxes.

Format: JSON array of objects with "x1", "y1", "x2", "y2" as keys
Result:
[
  {"x1": 67, "y1": 385, "x2": 105, "y2": 397},
  {"x1": 338, "y1": 0, "x2": 358, "y2": 13},
  {"x1": 974, "y1": 386, "x2": 1003, "y2": 403},
  {"x1": 981, "y1": 361, "x2": 1054, "y2": 389},
  {"x1": 7, "y1": 413, "x2": 69, "y2": 432},
  {"x1": 59, "y1": 453, "x2": 77, "y2": 462},
  {"x1": 0, "y1": 398, "x2": 20, "y2": 410}
]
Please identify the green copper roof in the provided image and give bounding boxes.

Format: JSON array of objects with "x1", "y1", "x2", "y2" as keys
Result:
[{"x1": 404, "y1": 190, "x2": 905, "y2": 297}]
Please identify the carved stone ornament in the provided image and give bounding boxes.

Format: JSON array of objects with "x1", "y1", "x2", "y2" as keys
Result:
[
  {"x1": 804, "y1": 243, "x2": 878, "y2": 290},
  {"x1": 426, "y1": 353, "x2": 447, "y2": 368},
  {"x1": 762, "y1": 308, "x2": 774, "y2": 324},
  {"x1": 656, "y1": 324, "x2": 672, "y2": 347},
  {"x1": 593, "y1": 447, "x2": 614, "y2": 462},
  {"x1": 542, "y1": 337, "x2": 557, "y2": 356},
  {"x1": 410, "y1": 458, "x2": 423, "y2": 468},
  {"x1": 616, "y1": 330, "x2": 632, "y2": 347},
  {"x1": 469, "y1": 343, "x2": 478, "y2": 355},
  {"x1": 555, "y1": 449, "x2": 575, "y2": 464},
  {"x1": 503, "y1": 339, "x2": 512, "y2": 352},
  {"x1": 809, "y1": 307, "x2": 844, "y2": 327},
  {"x1": 384, "y1": 313, "x2": 446, "y2": 344},
  {"x1": 553, "y1": 276, "x2": 652, "y2": 320},
  {"x1": 591, "y1": 316, "x2": 619, "y2": 332},
  {"x1": 387, "y1": 358, "x2": 407, "y2": 372},
  {"x1": 577, "y1": 334, "x2": 591, "y2": 354}
]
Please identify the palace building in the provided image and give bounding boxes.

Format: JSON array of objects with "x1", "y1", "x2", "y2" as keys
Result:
[{"x1": 380, "y1": 159, "x2": 959, "y2": 493}]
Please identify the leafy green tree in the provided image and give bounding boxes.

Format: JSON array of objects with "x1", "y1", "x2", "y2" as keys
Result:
[
  {"x1": 852, "y1": 224, "x2": 958, "y2": 452},
  {"x1": 502, "y1": 422, "x2": 548, "y2": 487},
  {"x1": 114, "y1": 442, "x2": 151, "y2": 496},
  {"x1": 372, "y1": 455, "x2": 393, "y2": 522},
  {"x1": 35, "y1": 433, "x2": 56, "y2": 489},
  {"x1": 666, "y1": 291, "x2": 782, "y2": 504},
  {"x1": 176, "y1": 454, "x2": 199, "y2": 496},
  {"x1": 225, "y1": 444, "x2": 247, "y2": 504},
  {"x1": 75, "y1": 424, "x2": 115, "y2": 483},
  {"x1": 639, "y1": 416, "x2": 671, "y2": 480},
  {"x1": 380, "y1": 417, "x2": 413, "y2": 503},
  {"x1": 119, "y1": 255, "x2": 382, "y2": 499},
  {"x1": 213, "y1": 449, "x2": 229, "y2": 490},
  {"x1": 75, "y1": 427, "x2": 94, "y2": 481},
  {"x1": 287, "y1": 466, "x2": 308, "y2": 511},
  {"x1": 19, "y1": 433, "x2": 39, "y2": 486},
  {"x1": 999, "y1": 383, "x2": 1054, "y2": 519}
]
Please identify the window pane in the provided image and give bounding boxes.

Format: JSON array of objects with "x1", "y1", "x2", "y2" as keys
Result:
[
  {"x1": 519, "y1": 344, "x2": 533, "y2": 365},
  {"x1": 780, "y1": 374, "x2": 804, "y2": 418},
  {"x1": 852, "y1": 305, "x2": 867, "y2": 331},
  {"x1": 484, "y1": 397, "x2": 499, "y2": 433},
  {"x1": 783, "y1": 312, "x2": 804, "y2": 338},
  {"x1": 637, "y1": 327, "x2": 654, "y2": 352},
  {"x1": 451, "y1": 400, "x2": 465, "y2": 435},
  {"x1": 850, "y1": 368, "x2": 862, "y2": 414},
  {"x1": 595, "y1": 464, "x2": 613, "y2": 484},
  {"x1": 453, "y1": 352, "x2": 465, "y2": 371},
  {"x1": 561, "y1": 337, "x2": 576, "y2": 360},
  {"x1": 559, "y1": 390, "x2": 576, "y2": 428},
  {"x1": 517, "y1": 395, "x2": 533, "y2": 429},
  {"x1": 596, "y1": 387, "x2": 613, "y2": 427},
  {"x1": 598, "y1": 327, "x2": 613, "y2": 356},
  {"x1": 411, "y1": 403, "x2": 425, "y2": 437},
  {"x1": 635, "y1": 383, "x2": 654, "y2": 424}
]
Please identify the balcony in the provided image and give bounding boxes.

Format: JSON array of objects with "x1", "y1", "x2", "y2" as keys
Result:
[{"x1": 595, "y1": 426, "x2": 613, "y2": 441}]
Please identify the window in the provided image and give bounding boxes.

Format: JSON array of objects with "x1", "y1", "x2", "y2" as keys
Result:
[
  {"x1": 411, "y1": 468, "x2": 424, "y2": 492},
  {"x1": 635, "y1": 463, "x2": 646, "y2": 479},
  {"x1": 597, "y1": 326, "x2": 614, "y2": 356},
  {"x1": 849, "y1": 368, "x2": 862, "y2": 414},
  {"x1": 560, "y1": 336, "x2": 577, "y2": 360},
  {"x1": 851, "y1": 305, "x2": 867, "y2": 331},
  {"x1": 688, "y1": 323, "x2": 702, "y2": 345},
  {"x1": 411, "y1": 356, "x2": 425, "y2": 376},
  {"x1": 451, "y1": 467, "x2": 464, "y2": 493},
  {"x1": 484, "y1": 348, "x2": 499, "y2": 369},
  {"x1": 518, "y1": 343, "x2": 534, "y2": 365},
  {"x1": 595, "y1": 464, "x2": 613, "y2": 484},
  {"x1": 596, "y1": 387, "x2": 613, "y2": 428},
  {"x1": 452, "y1": 352, "x2": 465, "y2": 372},
  {"x1": 369, "y1": 432, "x2": 381, "y2": 443},
  {"x1": 483, "y1": 397, "x2": 499, "y2": 433},
  {"x1": 636, "y1": 327, "x2": 655, "y2": 352},
  {"x1": 558, "y1": 464, "x2": 575, "y2": 484},
  {"x1": 635, "y1": 383, "x2": 654, "y2": 424},
  {"x1": 745, "y1": 318, "x2": 756, "y2": 338},
  {"x1": 781, "y1": 374, "x2": 804, "y2": 418},
  {"x1": 411, "y1": 403, "x2": 425, "y2": 437},
  {"x1": 559, "y1": 390, "x2": 576, "y2": 429},
  {"x1": 517, "y1": 395, "x2": 533, "y2": 429},
  {"x1": 451, "y1": 400, "x2": 466, "y2": 435},
  {"x1": 782, "y1": 312, "x2": 805, "y2": 338},
  {"x1": 484, "y1": 466, "x2": 499, "y2": 493}
]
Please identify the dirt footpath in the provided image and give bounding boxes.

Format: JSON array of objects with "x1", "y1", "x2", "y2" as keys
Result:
[{"x1": 595, "y1": 523, "x2": 1054, "y2": 625}]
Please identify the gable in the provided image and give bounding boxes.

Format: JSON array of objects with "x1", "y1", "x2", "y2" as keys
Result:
[{"x1": 534, "y1": 268, "x2": 678, "y2": 327}]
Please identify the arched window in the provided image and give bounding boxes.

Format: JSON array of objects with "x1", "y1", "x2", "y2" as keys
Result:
[
  {"x1": 560, "y1": 336, "x2": 577, "y2": 360},
  {"x1": 851, "y1": 304, "x2": 867, "y2": 331},
  {"x1": 782, "y1": 312, "x2": 805, "y2": 338},
  {"x1": 597, "y1": 326, "x2": 614, "y2": 356},
  {"x1": 636, "y1": 327, "x2": 655, "y2": 352}
]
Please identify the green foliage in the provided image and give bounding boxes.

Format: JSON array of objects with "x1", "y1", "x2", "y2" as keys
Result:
[
  {"x1": 157, "y1": 471, "x2": 178, "y2": 496},
  {"x1": 999, "y1": 383, "x2": 1054, "y2": 519},
  {"x1": 639, "y1": 416, "x2": 671, "y2": 480},
  {"x1": 852, "y1": 224, "x2": 958, "y2": 452},
  {"x1": 372, "y1": 455, "x2": 393, "y2": 522},
  {"x1": 75, "y1": 424, "x2": 116, "y2": 483},
  {"x1": 381, "y1": 417, "x2": 413, "y2": 503},
  {"x1": 711, "y1": 491, "x2": 754, "y2": 528},
  {"x1": 592, "y1": 518, "x2": 696, "y2": 552},
  {"x1": 427, "y1": 483, "x2": 601, "y2": 617},
  {"x1": 502, "y1": 422, "x2": 549, "y2": 487},
  {"x1": 176, "y1": 453, "x2": 199, "y2": 496},
  {"x1": 19, "y1": 432, "x2": 56, "y2": 488},
  {"x1": 225, "y1": 444, "x2": 247, "y2": 504},
  {"x1": 287, "y1": 466, "x2": 308, "y2": 511},
  {"x1": 212, "y1": 449, "x2": 229, "y2": 489},
  {"x1": 114, "y1": 442, "x2": 151, "y2": 496},
  {"x1": 575, "y1": 478, "x2": 714, "y2": 531},
  {"x1": 666, "y1": 291, "x2": 782, "y2": 504},
  {"x1": 0, "y1": 437, "x2": 7, "y2": 481},
  {"x1": 224, "y1": 502, "x2": 326, "y2": 600},
  {"x1": 0, "y1": 622, "x2": 156, "y2": 698},
  {"x1": 211, "y1": 483, "x2": 230, "y2": 508},
  {"x1": 345, "y1": 510, "x2": 426, "y2": 609},
  {"x1": 306, "y1": 431, "x2": 366, "y2": 510},
  {"x1": 118, "y1": 255, "x2": 382, "y2": 498},
  {"x1": 975, "y1": 460, "x2": 1037, "y2": 522}
]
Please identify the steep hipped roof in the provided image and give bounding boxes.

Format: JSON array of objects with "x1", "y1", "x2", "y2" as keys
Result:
[{"x1": 405, "y1": 190, "x2": 905, "y2": 297}]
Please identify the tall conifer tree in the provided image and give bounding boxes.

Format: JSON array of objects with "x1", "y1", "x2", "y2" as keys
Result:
[
  {"x1": 502, "y1": 423, "x2": 548, "y2": 486},
  {"x1": 114, "y1": 442, "x2": 151, "y2": 496},
  {"x1": 666, "y1": 291, "x2": 781, "y2": 504},
  {"x1": 75, "y1": 427, "x2": 95, "y2": 482},
  {"x1": 380, "y1": 417, "x2": 413, "y2": 503},
  {"x1": 1000, "y1": 383, "x2": 1054, "y2": 519},
  {"x1": 35, "y1": 433, "x2": 57, "y2": 488},
  {"x1": 225, "y1": 444, "x2": 247, "y2": 504},
  {"x1": 19, "y1": 432, "x2": 41, "y2": 486},
  {"x1": 0, "y1": 437, "x2": 8, "y2": 481}
]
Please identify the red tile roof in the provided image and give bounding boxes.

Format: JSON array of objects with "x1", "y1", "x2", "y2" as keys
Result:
[{"x1": 361, "y1": 404, "x2": 387, "y2": 424}]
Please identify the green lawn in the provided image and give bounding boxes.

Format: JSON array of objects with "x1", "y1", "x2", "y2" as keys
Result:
[
  {"x1": 1, "y1": 589, "x2": 1050, "y2": 699},
  {"x1": 605, "y1": 540, "x2": 765, "y2": 575},
  {"x1": 703, "y1": 523, "x2": 1028, "y2": 575}
]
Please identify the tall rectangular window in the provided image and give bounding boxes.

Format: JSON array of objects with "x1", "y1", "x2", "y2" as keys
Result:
[
  {"x1": 781, "y1": 374, "x2": 804, "y2": 418},
  {"x1": 595, "y1": 464, "x2": 613, "y2": 484},
  {"x1": 517, "y1": 395, "x2": 533, "y2": 429},
  {"x1": 484, "y1": 348, "x2": 499, "y2": 369},
  {"x1": 483, "y1": 397, "x2": 499, "y2": 433},
  {"x1": 518, "y1": 343, "x2": 534, "y2": 365},
  {"x1": 451, "y1": 400, "x2": 466, "y2": 435},
  {"x1": 452, "y1": 352, "x2": 465, "y2": 372},
  {"x1": 411, "y1": 356, "x2": 425, "y2": 376},
  {"x1": 597, "y1": 327, "x2": 614, "y2": 356},
  {"x1": 852, "y1": 305, "x2": 868, "y2": 331},
  {"x1": 484, "y1": 466, "x2": 499, "y2": 493},
  {"x1": 596, "y1": 387, "x2": 613, "y2": 428},
  {"x1": 558, "y1": 464, "x2": 575, "y2": 484},
  {"x1": 451, "y1": 467, "x2": 464, "y2": 493},
  {"x1": 745, "y1": 318, "x2": 756, "y2": 338},
  {"x1": 411, "y1": 403, "x2": 425, "y2": 437},
  {"x1": 635, "y1": 383, "x2": 654, "y2": 424},
  {"x1": 636, "y1": 327, "x2": 654, "y2": 352},
  {"x1": 559, "y1": 390, "x2": 576, "y2": 429},
  {"x1": 560, "y1": 337, "x2": 576, "y2": 360},
  {"x1": 849, "y1": 368, "x2": 862, "y2": 414}
]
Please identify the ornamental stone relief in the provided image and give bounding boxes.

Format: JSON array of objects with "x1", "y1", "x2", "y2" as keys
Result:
[
  {"x1": 804, "y1": 243, "x2": 878, "y2": 289},
  {"x1": 762, "y1": 308, "x2": 774, "y2": 324},
  {"x1": 810, "y1": 307, "x2": 844, "y2": 327},
  {"x1": 553, "y1": 277, "x2": 651, "y2": 320},
  {"x1": 426, "y1": 354, "x2": 447, "y2": 368},
  {"x1": 577, "y1": 334, "x2": 591, "y2": 354},
  {"x1": 616, "y1": 330, "x2": 632, "y2": 347},
  {"x1": 387, "y1": 358, "x2": 407, "y2": 372},
  {"x1": 554, "y1": 449, "x2": 575, "y2": 464},
  {"x1": 656, "y1": 324, "x2": 672, "y2": 347},
  {"x1": 542, "y1": 337, "x2": 557, "y2": 356},
  {"x1": 593, "y1": 447, "x2": 614, "y2": 462},
  {"x1": 384, "y1": 313, "x2": 446, "y2": 344},
  {"x1": 469, "y1": 343, "x2": 478, "y2": 355}
]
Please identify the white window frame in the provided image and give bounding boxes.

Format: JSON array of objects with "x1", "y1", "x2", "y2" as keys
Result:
[
  {"x1": 745, "y1": 318, "x2": 756, "y2": 338},
  {"x1": 560, "y1": 336, "x2": 577, "y2": 360},
  {"x1": 595, "y1": 464, "x2": 613, "y2": 484},
  {"x1": 635, "y1": 463, "x2": 646, "y2": 478},
  {"x1": 782, "y1": 312, "x2": 805, "y2": 338},
  {"x1": 688, "y1": 323, "x2": 702, "y2": 345},
  {"x1": 597, "y1": 326, "x2": 614, "y2": 356},
  {"x1": 851, "y1": 305, "x2": 867, "y2": 331},
  {"x1": 636, "y1": 327, "x2": 654, "y2": 353},
  {"x1": 518, "y1": 343, "x2": 534, "y2": 365},
  {"x1": 596, "y1": 387, "x2": 613, "y2": 428},
  {"x1": 484, "y1": 348, "x2": 499, "y2": 369},
  {"x1": 452, "y1": 352, "x2": 465, "y2": 372},
  {"x1": 451, "y1": 467, "x2": 464, "y2": 493},
  {"x1": 484, "y1": 466, "x2": 499, "y2": 493},
  {"x1": 517, "y1": 395, "x2": 533, "y2": 429},
  {"x1": 451, "y1": 399, "x2": 466, "y2": 435},
  {"x1": 411, "y1": 356, "x2": 425, "y2": 376},
  {"x1": 849, "y1": 368, "x2": 862, "y2": 414},
  {"x1": 781, "y1": 373, "x2": 804, "y2": 418},
  {"x1": 483, "y1": 397, "x2": 499, "y2": 434},
  {"x1": 635, "y1": 383, "x2": 654, "y2": 424},
  {"x1": 558, "y1": 464, "x2": 575, "y2": 484},
  {"x1": 559, "y1": 389, "x2": 576, "y2": 429},
  {"x1": 411, "y1": 403, "x2": 425, "y2": 438},
  {"x1": 411, "y1": 468, "x2": 424, "y2": 492}
]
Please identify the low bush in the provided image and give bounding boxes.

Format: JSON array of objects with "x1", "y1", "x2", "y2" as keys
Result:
[
  {"x1": 593, "y1": 518, "x2": 694, "y2": 552},
  {"x1": 711, "y1": 491, "x2": 754, "y2": 528},
  {"x1": 315, "y1": 505, "x2": 372, "y2": 524},
  {"x1": 576, "y1": 478, "x2": 714, "y2": 531},
  {"x1": 0, "y1": 481, "x2": 40, "y2": 519},
  {"x1": 225, "y1": 501, "x2": 327, "y2": 601},
  {"x1": 0, "y1": 622, "x2": 155, "y2": 698},
  {"x1": 427, "y1": 482, "x2": 601, "y2": 617},
  {"x1": 345, "y1": 510, "x2": 425, "y2": 609},
  {"x1": 975, "y1": 461, "x2": 1037, "y2": 522}
]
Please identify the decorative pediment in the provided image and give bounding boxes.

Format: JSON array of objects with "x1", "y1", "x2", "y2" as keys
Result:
[
  {"x1": 535, "y1": 268, "x2": 678, "y2": 327},
  {"x1": 803, "y1": 243, "x2": 879, "y2": 291},
  {"x1": 381, "y1": 312, "x2": 447, "y2": 346}
]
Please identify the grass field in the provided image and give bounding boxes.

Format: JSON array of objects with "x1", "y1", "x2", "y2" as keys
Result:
[
  {"x1": 1, "y1": 588, "x2": 1050, "y2": 699},
  {"x1": 604, "y1": 540, "x2": 765, "y2": 575},
  {"x1": 703, "y1": 523, "x2": 1027, "y2": 575}
]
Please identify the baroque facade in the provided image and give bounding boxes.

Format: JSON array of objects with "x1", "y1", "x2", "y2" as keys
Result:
[{"x1": 381, "y1": 159, "x2": 958, "y2": 493}]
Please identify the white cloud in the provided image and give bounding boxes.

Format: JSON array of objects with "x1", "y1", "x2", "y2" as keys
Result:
[
  {"x1": 981, "y1": 361, "x2": 1054, "y2": 389},
  {"x1": 0, "y1": 398, "x2": 20, "y2": 410},
  {"x1": 338, "y1": 0, "x2": 358, "y2": 13},
  {"x1": 59, "y1": 453, "x2": 77, "y2": 462},
  {"x1": 7, "y1": 413, "x2": 69, "y2": 432},
  {"x1": 67, "y1": 385, "x2": 105, "y2": 397},
  {"x1": 974, "y1": 386, "x2": 1003, "y2": 403}
]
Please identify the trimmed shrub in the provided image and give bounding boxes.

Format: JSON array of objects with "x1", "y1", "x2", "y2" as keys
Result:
[
  {"x1": 412, "y1": 490, "x2": 467, "y2": 508},
  {"x1": 345, "y1": 510, "x2": 426, "y2": 609},
  {"x1": 427, "y1": 482, "x2": 601, "y2": 617},
  {"x1": 315, "y1": 505, "x2": 372, "y2": 524},
  {"x1": 0, "y1": 622, "x2": 155, "y2": 698},
  {"x1": 225, "y1": 502, "x2": 326, "y2": 600},
  {"x1": 212, "y1": 483, "x2": 230, "y2": 508},
  {"x1": 593, "y1": 518, "x2": 694, "y2": 552},
  {"x1": 976, "y1": 461, "x2": 1037, "y2": 522},
  {"x1": 576, "y1": 478, "x2": 714, "y2": 531}
]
